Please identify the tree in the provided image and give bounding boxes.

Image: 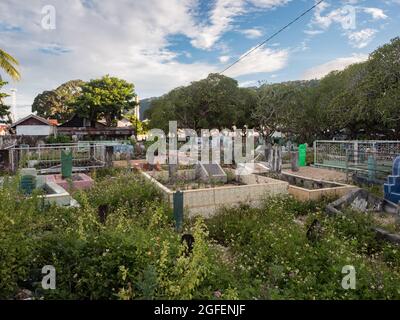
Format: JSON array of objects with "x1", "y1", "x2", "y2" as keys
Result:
[
  {"x1": 252, "y1": 81, "x2": 316, "y2": 143},
  {"x1": 0, "y1": 49, "x2": 20, "y2": 81},
  {"x1": 124, "y1": 114, "x2": 147, "y2": 137},
  {"x1": 0, "y1": 81, "x2": 11, "y2": 123},
  {"x1": 145, "y1": 37, "x2": 400, "y2": 141},
  {"x1": 32, "y1": 80, "x2": 85, "y2": 121},
  {"x1": 71, "y1": 75, "x2": 137, "y2": 127},
  {"x1": 146, "y1": 73, "x2": 253, "y2": 132}
]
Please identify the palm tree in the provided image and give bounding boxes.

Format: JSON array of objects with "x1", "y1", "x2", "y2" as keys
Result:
[{"x1": 0, "y1": 49, "x2": 20, "y2": 81}]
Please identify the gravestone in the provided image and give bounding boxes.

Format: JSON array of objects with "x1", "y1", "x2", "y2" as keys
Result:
[
  {"x1": 290, "y1": 151, "x2": 299, "y2": 172},
  {"x1": 384, "y1": 156, "x2": 400, "y2": 204},
  {"x1": 173, "y1": 191, "x2": 184, "y2": 232},
  {"x1": 61, "y1": 150, "x2": 73, "y2": 179},
  {"x1": 105, "y1": 146, "x2": 114, "y2": 167},
  {"x1": 196, "y1": 162, "x2": 227, "y2": 183},
  {"x1": 269, "y1": 146, "x2": 282, "y2": 173},
  {"x1": 298, "y1": 144, "x2": 307, "y2": 167},
  {"x1": 20, "y1": 168, "x2": 37, "y2": 195}
]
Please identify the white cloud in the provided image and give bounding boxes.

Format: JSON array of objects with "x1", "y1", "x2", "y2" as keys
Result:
[
  {"x1": 0, "y1": 0, "x2": 296, "y2": 113},
  {"x1": 304, "y1": 29, "x2": 324, "y2": 36},
  {"x1": 248, "y1": 0, "x2": 291, "y2": 9},
  {"x1": 0, "y1": 0, "x2": 214, "y2": 108},
  {"x1": 240, "y1": 28, "x2": 263, "y2": 39},
  {"x1": 347, "y1": 28, "x2": 377, "y2": 48},
  {"x1": 239, "y1": 80, "x2": 259, "y2": 87},
  {"x1": 219, "y1": 55, "x2": 231, "y2": 63},
  {"x1": 189, "y1": 0, "x2": 245, "y2": 50},
  {"x1": 225, "y1": 46, "x2": 289, "y2": 77},
  {"x1": 302, "y1": 54, "x2": 368, "y2": 80},
  {"x1": 363, "y1": 7, "x2": 388, "y2": 20},
  {"x1": 189, "y1": 0, "x2": 289, "y2": 50},
  {"x1": 311, "y1": 4, "x2": 356, "y2": 30}
]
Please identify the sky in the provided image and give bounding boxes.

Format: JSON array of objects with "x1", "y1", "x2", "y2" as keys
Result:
[{"x1": 0, "y1": 0, "x2": 399, "y2": 119}]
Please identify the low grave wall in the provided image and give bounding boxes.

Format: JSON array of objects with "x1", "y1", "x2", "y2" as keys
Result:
[{"x1": 141, "y1": 170, "x2": 288, "y2": 218}]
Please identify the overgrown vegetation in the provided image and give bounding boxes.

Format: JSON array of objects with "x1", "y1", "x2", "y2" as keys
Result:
[
  {"x1": 206, "y1": 198, "x2": 400, "y2": 299},
  {"x1": 0, "y1": 172, "x2": 234, "y2": 300},
  {"x1": 1, "y1": 173, "x2": 400, "y2": 300}
]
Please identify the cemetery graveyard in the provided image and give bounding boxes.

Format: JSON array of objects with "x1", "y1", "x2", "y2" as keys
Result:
[{"x1": 2, "y1": 140, "x2": 400, "y2": 300}]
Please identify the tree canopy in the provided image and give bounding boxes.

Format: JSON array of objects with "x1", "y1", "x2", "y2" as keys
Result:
[
  {"x1": 32, "y1": 80, "x2": 85, "y2": 121},
  {"x1": 0, "y1": 81, "x2": 11, "y2": 123},
  {"x1": 0, "y1": 49, "x2": 20, "y2": 81},
  {"x1": 71, "y1": 75, "x2": 137, "y2": 127},
  {"x1": 146, "y1": 37, "x2": 400, "y2": 143},
  {"x1": 146, "y1": 73, "x2": 256, "y2": 132}
]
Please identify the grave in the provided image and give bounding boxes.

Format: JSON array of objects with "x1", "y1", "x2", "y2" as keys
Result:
[
  {"x1": 326, "y1": 188, "x2": 400, "y2": 245},
  {"x1": 44, "y1": 150, "x2": 94, "y2": 191},
  {"x1": 141, "y1": 167, "x2": 288, "y2": 218},
  {"x1": 258, "y1": 170, "x2": 357, "y2": 201},
  {"x1": 384, "y1": 156, "x2": 400, "y2": 205},
  {"x1": 19, "y1": 168, "x2": 78, "y2": 207}
]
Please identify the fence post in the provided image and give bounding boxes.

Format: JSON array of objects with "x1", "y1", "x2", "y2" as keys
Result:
[
  {"x1": 173, "y1": 190, "x2": 183, "y2": 232},
  {"x1": 345, "y1": 149, "x2": 349, "y2": 183},
  {"x1": 313, "y1": 141, "x2": 317, "y2": 166},
  {"x1": 105, "y1": 145, "x2": 114, "y2": 168},
  {"x1": 354, "y1": 141, "x2": 359, "y2": 166},
  {"x1": 367, "y1": 155, "x2": 377, "y2": 183}
]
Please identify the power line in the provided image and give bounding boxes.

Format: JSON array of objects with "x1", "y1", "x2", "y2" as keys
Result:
[{"x1": 220, "y1": 0, "x2": 325, "y2": 75}]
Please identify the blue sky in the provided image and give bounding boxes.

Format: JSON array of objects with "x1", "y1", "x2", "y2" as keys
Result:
[{"x1": 0, "y1": 0, "x2": 399, "y2": 119}]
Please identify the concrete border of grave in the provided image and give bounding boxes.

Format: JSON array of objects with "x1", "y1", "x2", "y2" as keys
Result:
[
  {"x1": 258, "y1": 171, "x2": 357, "y2": 202},
  {"x1": 140, "y1": 169, "x2": 288, "y2": 218},
  {"x1": 40, "y1": 182, "x2": 77, "y2": 207},
  {"x1": 19, "y1": 168, "x2": 79, "y2": 207},
  {"x1": 326, "y1": 188, "x2": 400, "y2": 245}
]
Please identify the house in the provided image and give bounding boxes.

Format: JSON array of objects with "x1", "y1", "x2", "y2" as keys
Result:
[
  {"x1": 117, "y1": 118, "x2": 132, "y2": 128},
  {"x1": 58, "y1": 114, "x2": 106, "y2": 129},
  {"x1": 57, "y1": 114, "x2": 135, "y2": 139},
  {"x1": 10, "y1": 114, "x2": 57, "y2": 136}
]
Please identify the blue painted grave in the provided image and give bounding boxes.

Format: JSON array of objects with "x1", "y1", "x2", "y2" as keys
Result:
[{"x1": 384, "y1": 156, "x2": 400, "y2": 204}]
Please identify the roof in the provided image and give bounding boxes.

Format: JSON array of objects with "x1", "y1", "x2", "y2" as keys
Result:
[
  {"x1": 11, "y1": 114, "x2": 55, "y2": 128},
  {"x1": 59, "y1": 114, "x2": 106, "y2": 128}
]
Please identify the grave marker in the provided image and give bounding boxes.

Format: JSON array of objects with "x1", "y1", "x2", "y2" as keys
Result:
[
  {"x1": 61, "y1": 150, "x2": 72, "y2": 179},
  {"x1": 298, "y1": 144, "x2": 307, "y2": 167},
  {"x1": 173, "y1": 190, "x2": 184, "y2": 232},
  {"x1": 384, "y1": 156, "x2": 400, "y2": 204}
]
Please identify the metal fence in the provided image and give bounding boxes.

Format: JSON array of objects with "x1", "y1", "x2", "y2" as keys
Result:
[
  {"x1": 10, "y1": 143, "x2": 107, "y2": 174},
  {"x1": 314, "y1": 140, "x2": 400, "y2": 182}
]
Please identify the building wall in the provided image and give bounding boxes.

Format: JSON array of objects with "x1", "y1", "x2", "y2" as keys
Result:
[{"x1": 16, "y1": 125, "x2": 54, "y2": 136}]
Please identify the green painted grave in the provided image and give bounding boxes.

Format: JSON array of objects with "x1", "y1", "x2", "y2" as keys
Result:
[
  {"x1": 61, "y1": 150, "x2": 73, "y2": 179},
  {"x1": 299, "y1": 144, "x2": 307, "y2": 167}
]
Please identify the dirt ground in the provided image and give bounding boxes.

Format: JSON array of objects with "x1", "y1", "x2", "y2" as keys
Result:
[{"x1": 283, "y1": 166, "x2": 349, "y2": 183}]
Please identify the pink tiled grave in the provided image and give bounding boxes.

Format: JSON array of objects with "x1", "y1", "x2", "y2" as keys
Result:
[{"x1": 45, "y1": 173, "x2": 94, "y2": 191}]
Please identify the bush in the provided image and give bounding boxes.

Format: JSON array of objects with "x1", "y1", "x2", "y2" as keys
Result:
[
  {"x1": 2, "y1": 172, "x2": 400, "y2": 300},
  {"x1": 206, "y1": 196, "x2": 400, "y2": 299},
  {"x1": 0, "y1": 172, "x2": 231, "y2": 300}
]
